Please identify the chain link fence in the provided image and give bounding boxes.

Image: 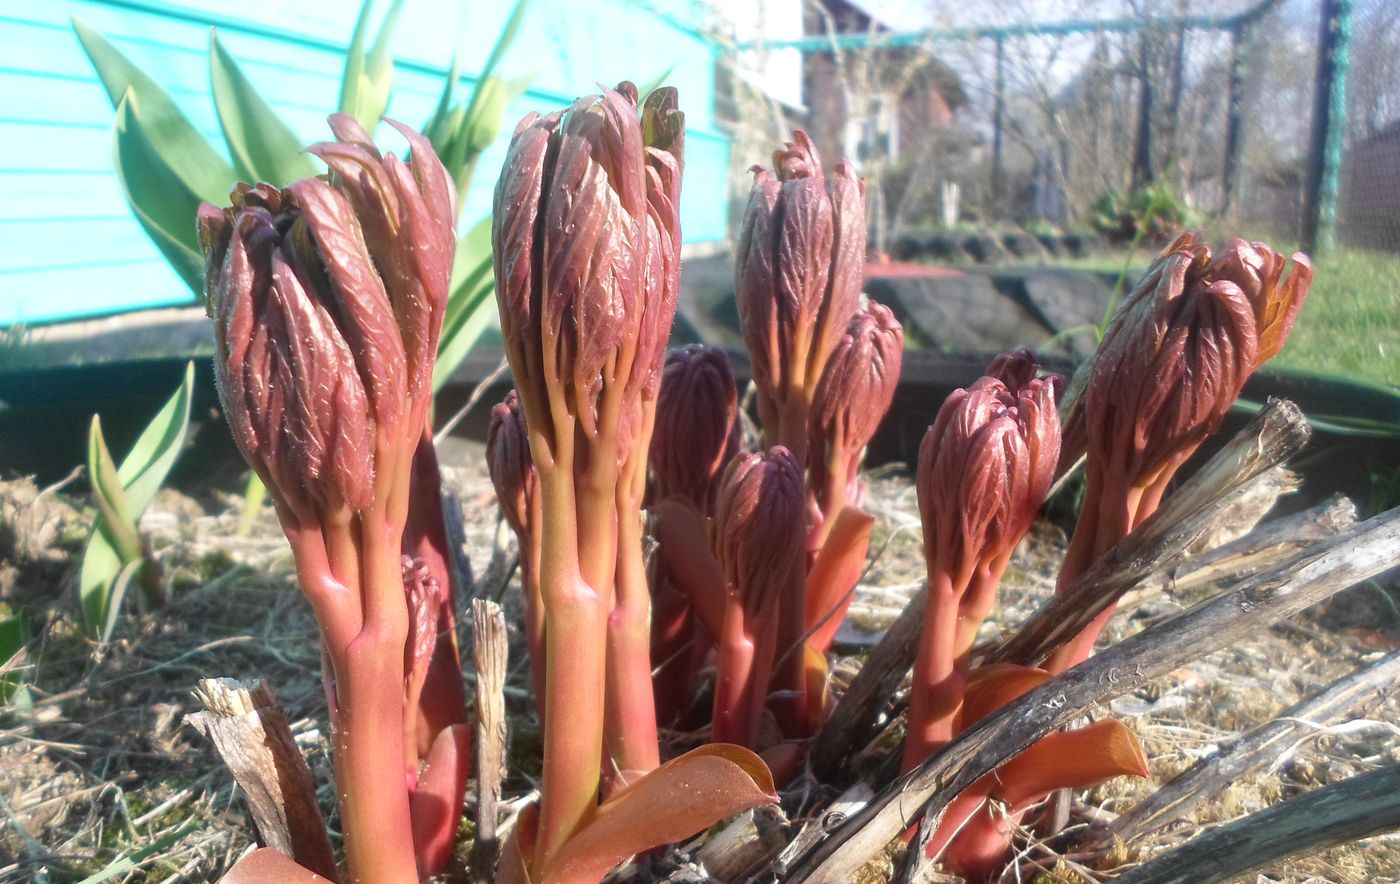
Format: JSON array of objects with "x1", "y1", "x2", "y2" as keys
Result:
[
  {"x1": 1337, "y1": 0, "x2": 1400, "y2": 253},
  {"x1": 718, "y1": 0, "x2": 1400, "y2": 257}
]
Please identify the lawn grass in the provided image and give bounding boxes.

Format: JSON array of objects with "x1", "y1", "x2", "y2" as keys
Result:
[{"x1": 1270, "y1": 247, "x2": 1400, "y2": 387}]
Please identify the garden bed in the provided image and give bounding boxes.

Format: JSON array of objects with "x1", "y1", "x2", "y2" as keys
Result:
[{"x1": 2, "y1": 446, "x2": 1397, "y2": 882}]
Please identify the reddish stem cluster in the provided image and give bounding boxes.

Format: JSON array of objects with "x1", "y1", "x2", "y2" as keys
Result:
[{"x1": 203, "y1": 116, "x2": 468, "y2": 883}]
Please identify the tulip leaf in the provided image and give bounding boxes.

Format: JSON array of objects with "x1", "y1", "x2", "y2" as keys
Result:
[
  {"x1": 75, "y1": 820, "x2": 202, "y2": 884},
  {"x1": 79, "y1": 535, "x2": 123, "y2": 640},
  {"x1": 434, "y1": 216, "x2": 497, "y2": 392},
  {"x1": 99, "y1": 559, "x2": 142, "y2": 644},
  {"x1": 209, "y1": 32, "x2": 317, "y2": 185},
  {"x1": 73, "y1": 18, "x2": 234, "y2": 203},
  {"x1": 87, "y1": 416, "x2": 144, "y2": 563},
  {"x1": 118, "y1": 361, "x2": 195, "y2": 514},
  {"x1": 476, "y1": 0, "x2": 529, "y2": 88},
  {"x1": 79, "y1": 363, "x2": 193, "y2": 639},
  {"x1": 0, "y1": 609, "x2": 31, "y2": 704},
  {"x1": 422, "y1": 46, "x2": 465, "y2": 148},
  {"x1": 540, "y1": 744, "x2": 777, "y2": 882},
  {"x1": 339, "y1": 0, "x2": 405, "y2": 132},
  {"x1": 221, "y1": 848, "x2": 333, "y2": 884},
  {"x1": 427, "y1": 0, "x2": 531, "y2": 200},
  {"x1": 638, "y1": 65, "x2": 676, "y2": 104},
  {"x1": 236, "y1": 472, "x2": 267, "y2": 537},
  {"x1": 111, "y1": 91, "x2": 208, "y2": 294}
]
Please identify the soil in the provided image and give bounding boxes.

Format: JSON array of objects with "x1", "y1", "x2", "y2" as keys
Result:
[{"x1": 1, "y1": 451, "x2": 1397, "y2": 883}]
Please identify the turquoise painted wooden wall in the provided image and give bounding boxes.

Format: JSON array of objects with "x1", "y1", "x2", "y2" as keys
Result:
[{"x1": 0, "y1": 0, "x2": 729, "y2": 326}]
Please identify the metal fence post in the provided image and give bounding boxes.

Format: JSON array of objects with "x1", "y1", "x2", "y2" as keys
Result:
[
  {"x1": 1221, "y1": 22, "x2": 1246, "y2": 216},
  {"x1": 991, "y1": 35, "x2": 1006, "y2": 213},
  {"x1": 1302, "y1": 0, "x2": 1354, "y2": 255}
]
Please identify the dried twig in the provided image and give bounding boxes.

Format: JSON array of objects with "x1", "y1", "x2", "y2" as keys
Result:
[
  {"x1": 1116, "y1": 493, "x2": 1356, "y2": 617},
  {"x1": 810, "y1": 584, "x2": 926, "y2": 781},
  {"x1": 1102, "y1": 649, "x2": 1400, "y2": 846},
  {"x1": 696, "y1": 805, "x2": 790, "y2": 882},
  {"x1": 782, "y1": 505, "x2": 1400, "y2": 883},
  {"x1": 470, "y1": 599, "x2": 509, "y2": 883},
  {"x1": 813, "y1": 400, "x2": 1311, "y2": 781},
  {"x1": 185, "y1": 678, "x2": 338, "y2": 881},
  {"x1": 990, "y1": 399, "x2": 1312, "y2": 667},
  {"x1": 1112, "y1": 763, "x2": 1400, "y2": 884}
]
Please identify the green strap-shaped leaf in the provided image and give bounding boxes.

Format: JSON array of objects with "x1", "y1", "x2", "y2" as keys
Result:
[
  {"x1": 87, "y1": 416, "x2": 145, "y2": 563},
  {"x1": 209, "y1": 32, "x2": 317, "y2": 185},
  {"x1": 423, "y1": 46, "x2": 465, "y2": 148},
  {"x1": 472, "y1": 0, "x2": 529, "y2": 93},
  {"x1": 112, "y1": 91, "x2": 208, "y2": 294},
  {"x1": 73, "y1": 18, "x2": 234, "y2": 203},
  {"x1": 99, "y1": 559, "x2": 142, "y2": 644},
  {"x1": 118, "y1": 361, "x2": 195, "y2": 513},
  {"x1": 339, "y1": 0, "x2": 406, "y2": 131},
  {"x1": 0, "y1": 610, "x2": 31, "y2": 703},
  {"x1": 638, "y1": 65, "x2": 676, "y2": 104},
  {"x1": 79, "y1": 363, "x2": 194, "y2": 638},
  {"x1": 434, "y1": 217, "x2": 497, "y2": 392},
  {"x1": 75, "y1": 820, "x2": 201, "y2": 884},
  {"x1": 79, "y1": 533, "x2": 122, "y2": 639}
]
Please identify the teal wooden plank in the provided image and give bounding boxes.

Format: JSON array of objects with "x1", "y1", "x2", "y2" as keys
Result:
[
  {"x1": 0, "y1": 71, "x2": 114, "y2": 125},
  {"x1": 0, "y1": 0, "x2": 731, "y2": 327},
  {"x1": 0, "y1": 259, "x2": 191, "y2": 325},
  {"x1": 0, "y1": 171, "x2": 128, "y2": 220},
  {"x1": 0, "y1": 218, "x2": 157, "y2": 272}
]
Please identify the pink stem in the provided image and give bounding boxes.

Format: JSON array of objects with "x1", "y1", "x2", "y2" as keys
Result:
[
  {"x1": 335, "y1": 509, "x2": 417, "y2": 884},
  {"x1": 769, "y1": 556, "x2": 810, "y2": 739},
  {"x1": 604, "y1": 505, "x2": 661, "y2": 794},
  {"x1": 713, "y1": 593, "x2": 776, "y2": 749},
  {"x1": 903, "y1": 569, "x2": 966, "y2": 772},
  {"x1": 533, "y1": 468, "x2": 608, "y2": 870}
]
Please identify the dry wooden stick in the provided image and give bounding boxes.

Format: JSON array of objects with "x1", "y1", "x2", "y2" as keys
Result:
[
  {"x1": 1112, "y1": 763, "x2": 1400, "y2": 884},
  {"x1": 186, "y1": 678, "x2": 338, "y2": 881},
  {"x1": 812, "y1": 400, "x2": 1310, "y2": 782},
  {"x1": 470, "y1": 599, "x2": 509, "y2": 884},
  {"x1": 810, "y1": 584, "x2": 927, "y2": 781},
  {"x1": 1115, "y1": 493, "x2": 1356, "y2": 617},
  {"x1": 782, "y1": 505, "x2": 1400, "y2": 883},
  {"x1": 990, "y1": 398, "x2": 1312, "y2": 667},
  {"x1": 1103, "y1": 648, "x2": 1400, "y2": 846},
  {"x1": 696, "y1": 805, "x2": 790, "y2": 882}
]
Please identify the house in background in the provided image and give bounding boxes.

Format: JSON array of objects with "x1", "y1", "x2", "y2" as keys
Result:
[
  {"x1": 0, "y1": 0, "x2": 730, "y2": 327},
  {"x1": 707, "y1": 0, "x2": 964, "y2": 168},
  {"x1": 800, "y1": 0, "x2": 964, "y2": 167}
]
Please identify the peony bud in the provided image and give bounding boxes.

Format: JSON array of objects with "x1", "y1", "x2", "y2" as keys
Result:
[
  {"x1": 651, "y1": 345, "x2": 740, "y2": 513},
  {"x1": 918, "y1": 358, "x2": 1061, "y2": 577},
  {"x1": 906, "y1": 352, "x2": 1062, "y2": 768},
  {"x1": 711, "y1": 446, "x2": 807, "y2": 748},
  {"x1": 735, "y1": 130, "x2": 866, "y2": 453},
  {"x1": 486, "y1": 390, "x2": 536, "y2": 538},
  {"x1": 713, "y1": 448, "x2": 807, "y2": 623},
  {"x1": 493, "y1": 85, "x2": 671, "y2": 453},
  {"x1": 307, "y1": 115, "x2": 455, "y2": 403},
  {"x1": 984, "y1": 347, "x2": 1039, "y2": 391},
  {"x1": 1086, "y1": 236, "x2": 1262, "y2": 490},
  {"x1": 808, "y1": 300, "x2": 904, "y2": 516},
  {"x1": 203, "y1": 117, "x2": 456, "y2": 517},
  {"x1": 203, "y1": 184, "x2": 377, "y2": 515}
]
